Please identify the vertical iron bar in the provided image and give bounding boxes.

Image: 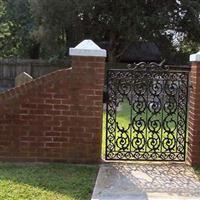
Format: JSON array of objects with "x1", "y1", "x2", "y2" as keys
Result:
[
  {"x1": 176, "y1": 76, "x2": 180, "y2": 155},
  {"x1": 105, "y1": 69, "x2": 109, "y2": 160},
  {"x1": 145, "y1": 73, "x2": 149, "y2": 154},
  {"x1": 184, "y1": 72, "x2": 190, "y2": 161},
  {"x1": 130, "y1": 71, "x2": 133, "y2": 153},
  {"x1": 160, "y1": 72, "x2": 165, "y2": 156}
]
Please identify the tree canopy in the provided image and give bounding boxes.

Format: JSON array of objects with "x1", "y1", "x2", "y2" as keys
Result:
[
  {"x1": 0, "y1": 0, "x2": 200, "y2": 63},
  {"x1": 0, "y1": 0, "x2": 38, "y2": 58}
]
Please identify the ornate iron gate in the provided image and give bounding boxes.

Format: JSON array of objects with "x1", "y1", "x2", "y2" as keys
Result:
[{"x1": 105, "y1": 62, "x2": 189, "y2": 161}]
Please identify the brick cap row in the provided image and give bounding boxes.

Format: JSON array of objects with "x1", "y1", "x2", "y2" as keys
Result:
[{"x1": 69, "y1": 40, "x2": 107, "y2": 58}]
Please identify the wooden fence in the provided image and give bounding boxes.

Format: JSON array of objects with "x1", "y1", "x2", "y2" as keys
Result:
[{"x1": 0, "y1": 59, "x2": 70, "y2": 91}]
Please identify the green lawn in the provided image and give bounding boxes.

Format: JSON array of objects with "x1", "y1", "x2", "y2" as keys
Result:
[
  {"x1": 0, "y1": 163, "x2": 98, "y2": 200},
  {"x1": 194, "y1": 168, "x2": 200, "y2": 179}
]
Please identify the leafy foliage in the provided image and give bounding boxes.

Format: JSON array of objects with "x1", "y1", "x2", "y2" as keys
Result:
[
  {"x1": 0, "y1": 0, "x2": 11, "y2": 57},
  {"x1": 0, "y1": 0, "x2": 38, "y2": 58},
  {"x1": 0, "y1": 0, "x2": 200, "y2": 61}
]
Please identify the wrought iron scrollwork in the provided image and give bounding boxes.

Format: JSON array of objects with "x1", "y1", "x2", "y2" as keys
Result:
[
  {"x1": 127, "y1": 60, "x2": 168, "y2": 71},
  {"x1": 105, "y1": 62, "x2": 189, "y2": 161}
]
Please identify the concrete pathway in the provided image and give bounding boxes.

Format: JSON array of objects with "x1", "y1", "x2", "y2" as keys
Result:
[{"x1": 91, "y1": 163, "x2": 200, "y2": 200}]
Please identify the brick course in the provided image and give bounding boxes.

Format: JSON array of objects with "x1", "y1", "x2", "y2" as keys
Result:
[{"x1": 0, "y1": 56, "x2": 105, "y2": 163}]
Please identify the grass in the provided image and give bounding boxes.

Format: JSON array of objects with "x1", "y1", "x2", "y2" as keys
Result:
[
  {"x1": 194, "y1": 168, "x2": 200, "y2": 179},
  {"x1": 0, "y1": 163, "x2": 98, "y2": 200}
]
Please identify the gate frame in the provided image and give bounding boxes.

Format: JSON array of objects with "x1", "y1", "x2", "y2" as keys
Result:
[{"x1": 105, "y1": 62, "x2": 190, "y2": 162}]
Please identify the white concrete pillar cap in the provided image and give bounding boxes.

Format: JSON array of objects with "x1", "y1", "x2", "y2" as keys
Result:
[
  {"x1": 69, "y1": 39, "x2": 107, "y2": 57},
  {"x1": 190, "y1": 51, "x2": 200, "y2": 62}
]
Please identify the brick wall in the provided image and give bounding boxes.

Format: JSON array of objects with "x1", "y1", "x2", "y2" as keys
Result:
[
  {"x1": 0, "y1": 56, "x2": 105, "y2": 163},
  {"x1": 187, "y1": 61, "x2": 200, "y2": 167}
]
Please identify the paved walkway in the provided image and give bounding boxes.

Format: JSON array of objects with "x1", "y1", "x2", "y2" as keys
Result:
[{"x1": 91, "y1": 163, "x2": 200, "y2": 200}]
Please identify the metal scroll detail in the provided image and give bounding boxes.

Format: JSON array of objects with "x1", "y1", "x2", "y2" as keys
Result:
[
  {"x1": 105, "y1": 62, "x2": 189, "y2": 161},
  {"x1": 127, "y1": 60, "x2": 168, "y2": 71}
]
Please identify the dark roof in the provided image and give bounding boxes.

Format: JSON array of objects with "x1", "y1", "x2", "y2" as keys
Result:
[
  {"x1": 98, "y1": 41, "x2": 162, "y2": 63},
  {"x1": 119, "y1": 42, "x2": 162, "y2": 63}
]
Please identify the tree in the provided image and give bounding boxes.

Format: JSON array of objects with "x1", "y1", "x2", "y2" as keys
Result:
[
  {"x1": 0, "y1": 0, "x2": 39, "y2": 58},
  {"x1": 82, "y1": 0, "x2": 200, "y2": 62},
  {"x1": 0, "y1": 0, "x2": 11, "y2": 57},
  {"x1": 29, "y1": 0, "x2": 200, "y2": 62},
  {"x1": 1, "y1": 0, "x2": 200, "y2": 61},
  {"x1": 30, "y1": 0, "x2": 87, "y2": 59}
]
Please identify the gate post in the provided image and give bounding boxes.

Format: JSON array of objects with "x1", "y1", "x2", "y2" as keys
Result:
[
  {"x1": 188, "y1": 51, "x2": 200, "y2": 167},
  {"x1": 69, "y1": 40, "x2": 106, "y2": 163}
]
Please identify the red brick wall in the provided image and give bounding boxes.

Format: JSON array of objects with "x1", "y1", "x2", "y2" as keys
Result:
[
  {"x1": 0, "y1": 56, "x2": 105, "y2": 163},
  {"x1": 187, "y1": 62, "x2": 200, "y2": 167}
]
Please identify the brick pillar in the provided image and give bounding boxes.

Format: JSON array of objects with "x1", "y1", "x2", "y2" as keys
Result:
[
  {"x1": 69, "y1": 40, "x2": 106, "y2": 163},
  {"x1": 187, "y1": 51, "x2": 200, "y2": 167}
]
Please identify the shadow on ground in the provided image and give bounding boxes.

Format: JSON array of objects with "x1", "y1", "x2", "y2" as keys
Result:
[{"x1": 92, "y1": 163, "x2": 200, "y2": 200}]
